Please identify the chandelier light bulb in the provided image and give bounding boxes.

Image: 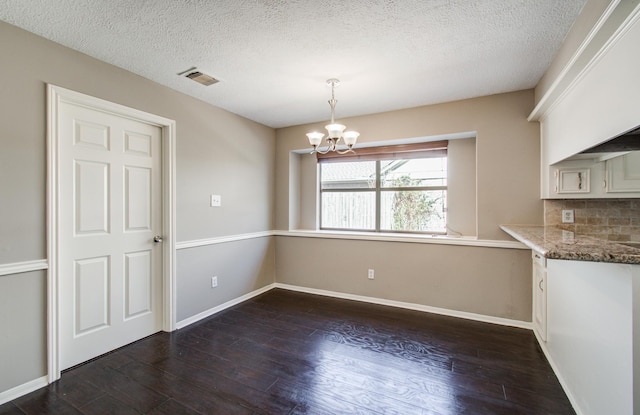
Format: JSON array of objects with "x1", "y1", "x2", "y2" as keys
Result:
[
  {"x1": 325, "y1": 123, "x2": 346, "y2": 139},
  {"x1": 306, "y1": 132, "x2": 324, "y2": 146},
  {"x1": 343, "y1": 131, "x2": 360, "y2": 146}
]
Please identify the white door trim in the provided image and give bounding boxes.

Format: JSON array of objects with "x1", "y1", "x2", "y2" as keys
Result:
[{"x1": 46, "y1": 84, "x2": 176, "y2": 382}]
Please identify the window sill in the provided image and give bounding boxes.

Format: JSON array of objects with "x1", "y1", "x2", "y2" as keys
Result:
[{"x1": 274, "y1": 229, "x2": 526, "y2": 249}]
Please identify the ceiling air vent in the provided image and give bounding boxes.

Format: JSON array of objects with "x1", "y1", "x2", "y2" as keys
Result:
[{"x1": 178, "y1": 67, "x2": 219, "y2": 86}]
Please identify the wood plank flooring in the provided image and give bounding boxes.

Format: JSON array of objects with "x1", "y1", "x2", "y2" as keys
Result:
[{"x1": 0, "y1": 289, "x2": 575, "y2": 414}]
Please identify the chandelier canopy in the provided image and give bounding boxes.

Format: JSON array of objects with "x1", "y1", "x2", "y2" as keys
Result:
[{"x1": 306, "y1": 79, "x2": 359, "y2": 154}]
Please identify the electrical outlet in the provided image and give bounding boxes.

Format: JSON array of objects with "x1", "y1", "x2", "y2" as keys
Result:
[
  {"x1": 211, "y1": 276, "x2": 218, "y2": 288},
  {"x1": 562, "y1": 230, "x2": 575, "y2": 242},
  {"x1": 210, "y1": 195, "x2": 221, "y2": 207},
  {"x1": 562, "y1": 209, "x2": 574, "y2": 224},
  {"x1": 368, "y1": 269, "x2": 375, "y2": 280}
]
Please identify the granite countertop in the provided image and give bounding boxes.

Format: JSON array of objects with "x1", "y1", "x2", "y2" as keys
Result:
[{"x1": 500, "y1": 225, "x2": 640, "y2": 265}]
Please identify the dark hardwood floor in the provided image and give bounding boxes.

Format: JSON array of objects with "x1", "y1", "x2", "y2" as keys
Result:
[{"x1": 1, "y1": 289, "x2": 574, "y2": 414}]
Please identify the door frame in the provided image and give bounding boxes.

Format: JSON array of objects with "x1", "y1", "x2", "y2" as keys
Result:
[{"x1": 46, "y1": 84, "x2": 177, "y2": 382}]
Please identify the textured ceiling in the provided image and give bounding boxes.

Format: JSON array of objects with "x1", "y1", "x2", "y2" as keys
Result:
[{"x1": 0, "y1": 0, "x2": 587, "y2": 128}]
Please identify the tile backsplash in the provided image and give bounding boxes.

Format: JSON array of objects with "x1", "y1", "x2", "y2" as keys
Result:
[{"x1": 545, "y1": 199, "x2": 640, "y2": 242}]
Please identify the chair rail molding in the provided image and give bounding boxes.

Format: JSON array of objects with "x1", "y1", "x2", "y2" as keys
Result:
[{"x1": 0, "y1": 259, "x2": 48, "y2": 277}]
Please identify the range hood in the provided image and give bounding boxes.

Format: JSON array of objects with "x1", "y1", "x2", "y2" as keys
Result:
[
  {"x1": 568, "y1": 125, "x2": 640, "y2": 161},
  {"x1": 582, "y1": 125, "x2": 640, "y2": 153}
]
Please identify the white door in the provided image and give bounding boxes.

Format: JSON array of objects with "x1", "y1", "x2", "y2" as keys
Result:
[{"x1": 58, "y1": 101, "x2": 163, "y2": 370}]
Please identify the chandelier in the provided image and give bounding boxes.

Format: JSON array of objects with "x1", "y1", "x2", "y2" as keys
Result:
[{"x1": 306, "y1": 78, "x2": 359, "y2": 154}]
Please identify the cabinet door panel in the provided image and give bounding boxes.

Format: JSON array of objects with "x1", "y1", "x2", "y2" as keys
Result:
[
  {"x1": 606, "y1": 152, "x2": 640, "y2": 192},
  {"x1": 532, "y1": 252, "x2": 547, "y2": 341},
  {"x1": 555, "y1": 168, "x2": 590, "y2": 193}
]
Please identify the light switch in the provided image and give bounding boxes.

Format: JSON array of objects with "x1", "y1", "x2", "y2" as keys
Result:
[{"x1": 210, "y1": 194, "x2": 221, "y2": 207}]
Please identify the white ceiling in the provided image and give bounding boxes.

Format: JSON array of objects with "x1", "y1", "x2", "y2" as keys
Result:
[{"x1": 0, "y1": 0, "x2": 587, "y2": 128}]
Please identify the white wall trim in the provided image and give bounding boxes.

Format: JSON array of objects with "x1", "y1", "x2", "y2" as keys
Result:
[
  {"x1": 274, "y1": 230, "x2": 526, "y2": 249},
  {"x1": 0, "y1": 259, "x2": 48, "y2": 277},
  {"x1": 175, "y1": 283, "x2": 276, "y2": 329},
  {"x1": 0, "y1": 376, "x2": 48, "y2": 406},
  {"x1": 176, "y1": 231, "x2": 274, "y2": 250},
  {"x1": 46, "y1": 84, "x2": 177, "y2": 384},
  {"x1": 174, "y1": 230, "x2": 526, "y2": 251},
  {"x1": 275, "y1": 283, "x2": 532, "y2": 330}
]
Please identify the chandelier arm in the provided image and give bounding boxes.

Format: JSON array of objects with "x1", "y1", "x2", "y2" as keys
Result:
[
  {"x1": 311, "y1": 138, "x2": 337, "y2": 155},
  {"x1": 336, "y1": 147, "x2": 355, "y2": 155},
  {"x1": 314, "y1": 146, "x2": 334, "y2": 155}
]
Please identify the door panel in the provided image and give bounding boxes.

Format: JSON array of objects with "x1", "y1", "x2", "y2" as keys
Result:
[
  {"x1": 124, "y1": 131, "x2": 152, "y2": 156},
  {"x1": 124, "y1": 166, "x2": 152, "y2": 231},
  {"x1": 59, "y1": 101, "x2": 162, "y2": 370},
  {"x1": 74, "y1": 160, "x2": 110, "y2": 235},
  {"x1": 124, "y1": 250, "x2": 152, "y2": 319},
  {"x1": 74, "y1": 256, "x2": 110, "y2": 335},
  {"x1": 74, "y1": 119, "x2": 110, "y2": 150}
]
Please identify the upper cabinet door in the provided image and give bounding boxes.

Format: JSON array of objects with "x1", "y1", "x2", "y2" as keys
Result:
[
  {"x1": 606, "y1": 152, "x2": 640, "y2": 192},
  {"x1": 555, "y1": 168, "x2": 590, "y2": 194}
]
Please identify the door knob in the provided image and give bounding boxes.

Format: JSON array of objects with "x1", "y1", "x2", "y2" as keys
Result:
[{"x1": 153, "y1": 235, "x2": 163, "y2": 243}]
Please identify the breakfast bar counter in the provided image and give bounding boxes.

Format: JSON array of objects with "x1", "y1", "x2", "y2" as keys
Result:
[{"x1": 500, "y1": 224, "x2": 640, "y2": 265}]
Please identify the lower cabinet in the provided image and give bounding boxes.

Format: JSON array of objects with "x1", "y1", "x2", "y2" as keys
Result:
[
  {"x1": 544, "y1": 259, "x2": 638, "y2": 415},
  {"x1": 532, "y1": 250, "x2": 547, "y2": 341}
]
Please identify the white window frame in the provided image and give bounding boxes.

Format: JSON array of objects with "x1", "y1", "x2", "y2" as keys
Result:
[{"x1": 319, "y1": 155, "x2": 448, "y2": 234}]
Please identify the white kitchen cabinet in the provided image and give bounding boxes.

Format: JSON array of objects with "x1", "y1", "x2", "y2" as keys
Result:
[
  {"x1": 547, "y1": 159, "x2": 597, "y2": 198},
  {"x1": 555, "y1": 167, "x2": 590, "y2": 194},
  {"x1": 532, "y1": 250, "x2": 547, "y2": 341},
  {"x1": 543, "y1": 260, "x2": 639, "y2": 415},
  {"x1": 546, "y1": 156, "x2": 640, "y2": 198},
  {"x1": 606, "y1": 151, "x2": 640, "y2": 192}
]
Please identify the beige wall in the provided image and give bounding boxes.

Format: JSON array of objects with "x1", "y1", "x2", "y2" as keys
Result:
[
  {"x1": 275, "y1": 237, "x2": 532, "y2": 321},
  {"x1": 176, "y1": 238, "x2": 275, "y2": 322},
  {"x1": 273, "y1": 90, "x2": 541, "y2": 321},
  {"x1": 0, "y1": 21, "x2": 276, "y2": 394},
  {"x1": 276, "y1": 90, "x2": 543, "y2": 239},
  {"x1": 0, "y1": 18, "x2": 544, "y2": 398},
  {"x1": 0, "y1": 271, "x2": 46, "y2": 392}
]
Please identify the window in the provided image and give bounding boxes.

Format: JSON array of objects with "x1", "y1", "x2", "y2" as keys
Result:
[{"x1": 319, "y1": 142, "x2": 447, "y2": 233}]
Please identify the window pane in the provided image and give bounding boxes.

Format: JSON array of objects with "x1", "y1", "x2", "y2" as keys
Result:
[
  {"x1": 321, "y1": 192, "x2": 375, "y2": 230},
  {"x1": 381, "y1": 158, "x2": 447, "y2": 188},
  {"x1": 380, "y1": 190, "x2": 446, "y2": 232},
  {"x1": 321, "y1": 161, "x2": 376, "y2": 190}
]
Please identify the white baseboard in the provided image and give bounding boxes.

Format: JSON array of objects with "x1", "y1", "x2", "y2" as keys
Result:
[
  {"x1": 175, "y1": 283, "x2": 276, "y2": 329},
  {"x1": 176, "y1": 281, "x2": 531, "y2": 332},
  {"x1": 274, "y1": 283, "x2": 533, "y2": 330},
  {"x1": 0, "y1": 376, "x2": 48, "y2": 406}
]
